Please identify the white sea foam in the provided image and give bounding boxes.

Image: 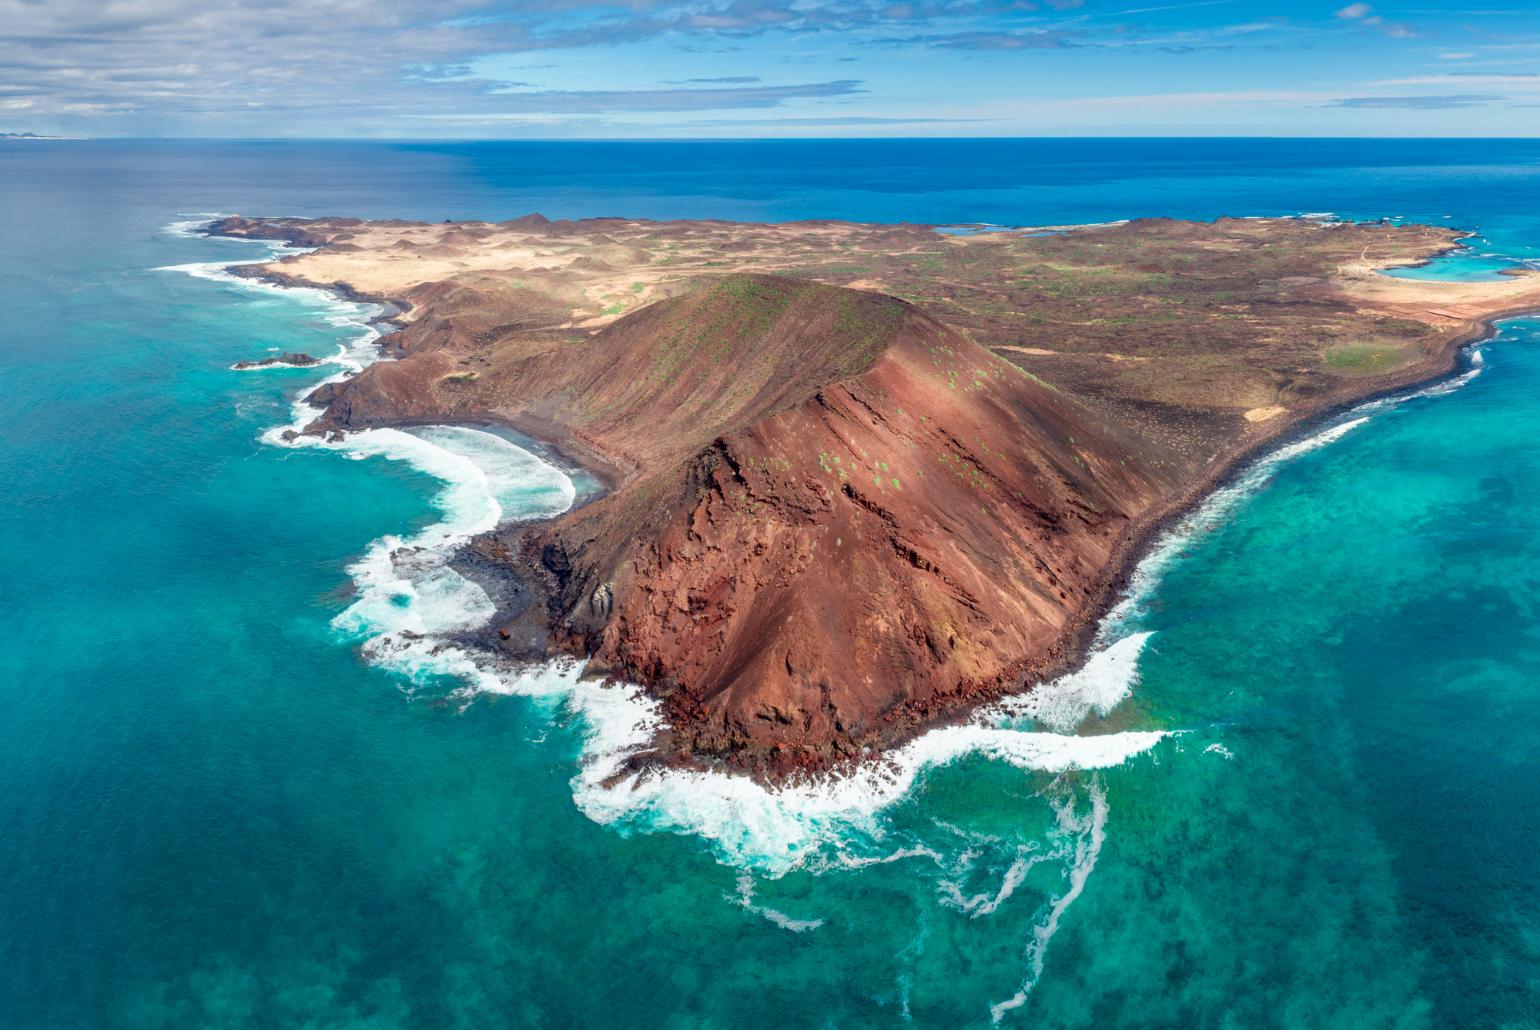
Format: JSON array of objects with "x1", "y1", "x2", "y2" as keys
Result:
[
  {"x1": 153, "y1": 208, "x2": 1519, "y2": 1014},
  {"x1": 160, "y1": 214, "x2": 1172, "y2": 873},
  {"x1": 563, "y1": 676, "x2": 1168, "y2": 872},
  {"x1": 157, "y1": 215, "x2": 1171, "y2": 1013},
  {"x1": 994, "y1": 631, "x2": 1153, "y2": 733},
  {"x1": 1097, "y1": 414, "x2": 1372, "y2": 639},
  {"x1": 940, "y1": 851, "x2": 1042, "y2": 919},
  {"x1": 1406, "y1": 346, "x2": 1485, "y2": 399},
  {"x1": 825, "y1": 845, "x2": 945, "y2": 872},
  {"x1": 314, "y1": 425, "x2": 575, "y2": 688},
  {"x1": 1097, "y1": 339, "x2": 1489, "y2": 636},
  {"x1": 156, "y1": 217, "x2": 383, "y2": 391},
  {"x1": 731, "y1": 873, "x2": 826, "y2": 933},
  {"x1": 988, "y1": 779, "x2": 1109, "y2": 1023},
  {"x1": 162, "y1": 207, "x2": 1461, "y2": 882},
  {"x1": 157, "y1": 216, "x2": 575, "y2": 694},
  {"x1": 163, "y1": 213, "x2": 228, "y2": 238},
  {"x1": 158, "y1": 218, "x2": 395, "y2": 439}
]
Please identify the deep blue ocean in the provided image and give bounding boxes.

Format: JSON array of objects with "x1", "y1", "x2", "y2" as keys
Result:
[{"x1": 5, "y1": 139, "x2": 1540, "y2": 1028}]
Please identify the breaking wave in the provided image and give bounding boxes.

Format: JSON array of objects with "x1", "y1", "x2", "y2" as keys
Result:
[
  {"x1": 994, "y1": 631, "x2": 1153, "y2": 733},
  {"x1": 155, "y1": 215, "x2": 384, "y2": 385},
  {"x1": 1100, "y1": 341, "x2": 1486, "y2": 639}
]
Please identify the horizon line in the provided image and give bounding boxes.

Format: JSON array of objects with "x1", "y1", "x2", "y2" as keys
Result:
[{"x1": 13, "y1": 134, "x2": 1540, "y2": 144}]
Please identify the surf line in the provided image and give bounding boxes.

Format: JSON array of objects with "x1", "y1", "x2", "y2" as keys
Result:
[
  {"x1": 971, "y1": 322, "x2": 1497, "y2": 1024},
  {"x1": 155, "y1": 217, "x2": 579, "y2": 696},
  {"x1": 1099, "y1": 343, "x2": 1487, "y2": 640},
  {"x1": 153, "y1": 214, "x2": 1508, "y2": 1024}
]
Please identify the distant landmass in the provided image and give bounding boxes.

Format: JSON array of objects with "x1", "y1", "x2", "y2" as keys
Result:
[
  {"x1": 0, "y1": 132, "x2": 70, "y2": 140},
  {"x1": 210, "y1": 212, "x2": 1540, "y2": 779}
]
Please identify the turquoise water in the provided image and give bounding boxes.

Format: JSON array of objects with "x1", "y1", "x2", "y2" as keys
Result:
[
  {"x1": 1382, "y1": 234, "x2": 1532, "y2": 282},
  {"x1": 4, "y1": 140, "x2": 1540, "y2": 1027}
]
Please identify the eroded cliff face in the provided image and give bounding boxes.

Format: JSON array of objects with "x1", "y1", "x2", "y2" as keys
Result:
[
  {"x1": 541, "y1": 303, "x2": 1180, "y2": 769},
  {"x1": 308, "y1": 272, "x2": 1184, "y2": 770}
]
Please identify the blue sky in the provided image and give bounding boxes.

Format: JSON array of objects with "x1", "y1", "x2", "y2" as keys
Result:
[{"x1": 4, "y1": 1, "x2": 1539, "y2": 137}]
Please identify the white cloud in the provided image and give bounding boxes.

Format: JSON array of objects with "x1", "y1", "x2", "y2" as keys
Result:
[
  {"x1": 1333, "y1": 2, "x2": 1416, "y2": 37},
  {"x1": 1041, "y1": 89, "x2": 1341, "y2": 108},
  {"x1": 1375, "y1": 73, "x2": 1540, "y2": 86}
]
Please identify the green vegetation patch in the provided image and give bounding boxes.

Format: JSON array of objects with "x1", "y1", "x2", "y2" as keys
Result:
[{"x1": 1323, "y1": 341, "x2": 1410, "y2": 376}]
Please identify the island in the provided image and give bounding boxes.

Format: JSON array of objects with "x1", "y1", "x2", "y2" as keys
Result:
[{"x1": 208, "y1": 213, "x2": 1540, "y2": 777}]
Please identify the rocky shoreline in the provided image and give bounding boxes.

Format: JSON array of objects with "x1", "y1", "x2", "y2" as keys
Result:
[{"x1": 1057, "y1": 300, "x2": 1524, "y2": 694}]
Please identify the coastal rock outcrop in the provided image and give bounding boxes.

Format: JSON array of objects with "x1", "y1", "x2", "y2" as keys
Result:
[
  {"x1": 206, "y1": 215, "x2": 329, "y2": 249},
  {"x1": 232, "y1": 352, "x2": 320, "y2": 369}
]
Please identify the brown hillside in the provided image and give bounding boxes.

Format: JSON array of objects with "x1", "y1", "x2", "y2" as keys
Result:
[
  {"x1": 313, "y1": 272, "x2": 1184, "y2": 768},
  {"x1": 528, "y1": 280, "x2": 1184, "y2": 768}
]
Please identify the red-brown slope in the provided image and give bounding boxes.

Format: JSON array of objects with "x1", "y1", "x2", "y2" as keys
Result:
[
  {"x1": 495, "y1": 279, "x2": 1186, "y2": 769},
  {"x1": 311, "y1": 272, "x2": 1186, "y2": 769}
]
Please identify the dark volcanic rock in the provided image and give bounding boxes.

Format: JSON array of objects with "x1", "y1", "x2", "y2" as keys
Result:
[
  {"x1": 232, "y1": 352, "x2": 321, "y2": 370},
  {"x1": 206, "y1": 215, "x2": 329, "y2": 249}
]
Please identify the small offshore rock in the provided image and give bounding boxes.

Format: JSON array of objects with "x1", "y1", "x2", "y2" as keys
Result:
[{"x1": 232, "y1": 352, "x2": 321, "y2": 370}]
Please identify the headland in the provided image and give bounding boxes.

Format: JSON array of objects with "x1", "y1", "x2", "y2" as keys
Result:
[{"x1": 207, "y1": 212, "x2": 1540, "y2": 779}]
